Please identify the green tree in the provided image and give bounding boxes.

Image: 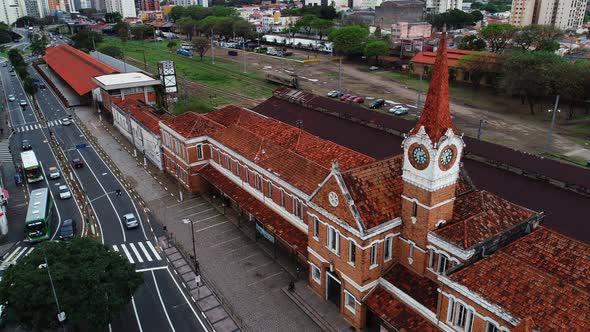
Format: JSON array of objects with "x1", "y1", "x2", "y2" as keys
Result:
[
  {"x1": 8, "y1": 49, "x2": 25, "y2": 67},
  {"x1": 185, "y1": 6, "x2": 212, "y2": 20},
  {"x1": 311, "y1": 18, "x2": 334, "y2": 40},
  {"x1": 100, "y1": 45, "x2": 123, "y2": 58},
  {"x1": 105, "y1": 12, "x2": 123, "y2": 23},
  {"x1": 23, "y1": 76, "x2": 38, "y2": 95},
  {"x1": 192, "y1": 36, "x2": 210, "y2": 60},
  {"x1": 167, "y1": 40, "x2": 178, "y2": 52},
  {"x1": 177, "y1": 17, "x2": 198, "y2": 40},
  {"x1": 71, "y1": 30, "x2": 103, "y2": 52},
  {"x1": 131, "y1": 24, "x2": 154, "y2": 40},
  {"x1": 0, "y1": 238, "x2": 143, "y2": 330},
  {"x1": 30, "y1": 34, "x2": 48, "y2": 56},
  {"x1": 457, "y1": 53, "x2": 498, "y2": 87},
  {"x1": 479, "y1": 23, "x2": 516, "y2": 53},
  {"x1": 79, "y1": 8, "x2": 97, "y2": 16},
  {"x1": 296, "y1": 15, "x2": 316, "y2": 35},
  {"x1": 500, "y1": 51, "x2": 564, "y2": 114},
  {"x1": 457, "y1": 35, "x2": 486, "y2": 51},
  {"x1": 210, "y1": 6, "x2": 238, "y2": 17},
  {"x1": 512, "y1": 25, "x2": 562, "y2": 52},
  {"x1": 364, "y1": 40, "x2": 389, "y2": 63},
  {"x1": 169, "y1": 6, "x2": 187, "y2": 21},
  {"x1": 428, "y1": 9, "x2": 480, "y2": 30},
  {"x1": 114, "y1": 21, "x2": 129, "y2": 41},
  {"x1": 0, "y1": 23, "x2": 12, "y2": 44},
  {"x1": 329, "y1": 25, "x2": 369, "y2": 57},
  {"x1": 548, "y1": 61, "x2": 587, "y2": 119},
  {"x1": 14, "y1": 16, "x2": 37, "y2": 27},
  {"x1": 233, "y1": 19, "x2": 255, "y2": 39}
]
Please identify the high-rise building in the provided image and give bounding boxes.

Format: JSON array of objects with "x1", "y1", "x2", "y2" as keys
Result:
[
  {"x1": 139, "y1": 0, "x2": 160, "y2": 11},
  {"x1": 105, "y1": 0, "x2": 136, "y2": 18},
  {"x1": 426, "y1": 0, "x2": 463, "y2": 14},
  {"x1": 510, "y1": 0, "x2": 587, "y2": 30},
  {"x1": 24, "y1": 0, "x2": 44, "y2": 18},
  {"x1": 1, "y1": 0, "x2": 24, "y2": 25},
  {"x1": 173, "y1": 0, "x2": 208, "y2": 6},
  {"x1": 91, "y1": 0, "x2": 106, "y2": 11},
  {"x1": 46, "y1": 0, "x2": 61, "y2": 11}
]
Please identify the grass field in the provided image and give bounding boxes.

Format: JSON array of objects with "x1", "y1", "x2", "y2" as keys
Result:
[{"x1": 98, "y1": 38, "x2": 275, "y2": 101}]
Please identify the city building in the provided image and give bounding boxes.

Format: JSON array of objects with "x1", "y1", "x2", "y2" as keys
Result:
[
  {"x1": 375, "y1": 0, "x2": 426, "y2": 27},
  {"x1": 510, "y1": 0, "x2": 587, "y2": 29},
  {"x1": 104, "y1": 0, "x2": 136, "y2": 18},
  {"x1": 173, "y1": 0, "x2": 208, "y2": 7},
  {"x1": 426, "y1": 0, "x2": 463, "y2": 14},
  {"x1": 92, "y1": 72, "x2": 160, "y2": 114},
  {"x1": 1, "y1": 0, "x2": 24, "y2": 25},
  {"x1": 91, "y1": 0, "x2": 106, "y2": 11},
  {"x1": 139, "y1": 0, "x2": 160, "y2": 11},
  {"x1": 391, "y1": 21, "x2": 432, "y2": 40},
  {"x1": 24, "y1": 0, "x2": 44, "y2": 18},
  {"x1": 46, "y1": 0, "x2": 61, "y2": 11}
]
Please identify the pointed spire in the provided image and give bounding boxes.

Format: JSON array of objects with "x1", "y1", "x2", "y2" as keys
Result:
[{"x1": 410, "y1": 29, "x2": 457, "y2": 144}]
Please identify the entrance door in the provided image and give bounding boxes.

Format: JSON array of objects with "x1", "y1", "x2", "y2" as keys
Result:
[{"x1": 326, "y1": 272, "x2": 341, "y2": 308}]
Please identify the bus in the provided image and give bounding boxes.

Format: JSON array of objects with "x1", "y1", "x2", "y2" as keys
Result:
[
  {"x1": 25, "y1": 188, "x2": 53, "y2": 242},
  {"x1": 21, "y1": 151, "x2": 43, "y2": 183}
]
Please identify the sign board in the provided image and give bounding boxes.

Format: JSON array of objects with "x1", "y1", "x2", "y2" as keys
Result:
[
  {"x1": 75, "y1": 143, "x2": 87, "y2": 149},
  {"x1": 255, "y1": 221, "x2": 275, "y2": 243}
]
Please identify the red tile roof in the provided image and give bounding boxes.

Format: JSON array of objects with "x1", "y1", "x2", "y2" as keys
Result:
[
  {"x1": 434, "y1": 190, "x2": 536, "y2": 249},
  {"x1": 365, "y1": 286, "x2": 438, "y2": 332},
  {"x1": 115, "y1": 99, "x2": 172, "y2": 135},
  {"x1": 383, "y1": 264, "x2": 439, "y2": 311},
  {"x1": 161, "y1": 112, "x2": 224, "y2": 139},
  {"x1": 43, "y1": 44, "x2": 119, "y2": 96},
  {"x1": 450, "y1": 227, "x2": 590, "y2": 331},
  {"x1": 410, "y1": 34, "x2": 457, "y2": 144},
  {"x1": 198, "y1": 165, "x2": 307, "y2": 256}
]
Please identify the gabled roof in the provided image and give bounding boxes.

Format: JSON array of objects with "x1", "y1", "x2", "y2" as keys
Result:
[
  {"x1": 434, "y1": 190, "x2": 536, "y2": 249},
  {"x1": 115, "y1": 99, "x2": 172, "y2": 135},
  {"x1": 43, "y1": 44, "x2": 119, "y2": 96},
  {"x1": 450, "y1": 227, "x2": 590, "y2": 331},
  {"x1": 383, "y1": 264, "x2": 439, "y2": 311},
  {"x1": 161, "y1": 112, "x2": 224, "y2": 139}
]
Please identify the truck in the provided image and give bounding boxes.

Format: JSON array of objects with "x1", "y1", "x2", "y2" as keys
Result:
[
  {"x1": 266, "y1": 73, "x2": 299, "y2": 89},
  {"x1": 266, "y1": 47, "x2": 285, "y2": 57}
]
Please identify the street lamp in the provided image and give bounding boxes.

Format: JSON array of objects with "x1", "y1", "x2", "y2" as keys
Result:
[
  {"x1": 182, "y1": 218, "x2": 200, "y2": 276},
  {"x1": 39, "y1": 250, "x2": 66, "y2": 328},
  {"x1": 546, "y1": 95, "x2": 560, "y2": 152}
]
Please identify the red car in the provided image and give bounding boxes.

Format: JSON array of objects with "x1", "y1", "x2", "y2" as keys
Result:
[
  {"x1": 345, "y1": 95, "x2": 357, "y2": 101},
  {"x1": 340, "y1": 94, "x2": 351, "y2": 101},
  {"x1": 72, "y1": 158, "x2": 84, "y2": 168},
  {"x1": 353, "y1": 97, "x2": 364, "y2": 103}
]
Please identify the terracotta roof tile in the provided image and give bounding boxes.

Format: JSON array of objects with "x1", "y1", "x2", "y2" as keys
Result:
[
  {"x1": 115, "y1": 99, "x2": 172, "y2": 135},
  {"x1": 199, "y1": 165, "x2": 307, "y2": 256},
  {"x1": 434, "y1": 190, "x2": 536, "y2": 248},
  {"x1": 365, "y1": 286, "x2": 438, "y2": 332},
  {"x1": 383, "y1": 264, "x2": 439, "y2": 311},
  {"x1": 161, "y1": 112, "x2": 224, "y2": 139},
  {"x1": 450, "y1": 227, "x2": 590, "y2": 331}
]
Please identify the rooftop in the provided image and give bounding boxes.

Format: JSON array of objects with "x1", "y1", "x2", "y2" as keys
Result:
[
  {"x1": 383, "y1": 264, "x2": 439, "y2": 311},
  {"x1": 114, "y1": 99, "x2": 172, "y2": 135},
  {"x1": 94, "y1": 72, "x2": 160, "y2": 90},
  {"x1": 449, "y1": 227, "x2": 590, "y2": 331}
]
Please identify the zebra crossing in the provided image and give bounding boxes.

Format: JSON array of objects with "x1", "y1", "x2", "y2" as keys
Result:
[
  {"x1": 15, "y1": 119, "x2": 65, "y2": 133},
  {"x1": 112, "y1": 241, "x2": 162, "y2": 265},
  {"x1": 2, "y1": 246, "x2": 35, "y2": 265},
  {"x1": 0, "y1": 140, "x2": 12, "y2": 164}
]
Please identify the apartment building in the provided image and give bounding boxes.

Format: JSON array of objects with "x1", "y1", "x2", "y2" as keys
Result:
[
  {"x1": 104, "y1": 0, "x2": 136, "y2": 18},
  {"x1": 511, "y1": 0, "x2": 587, "y2": 29}
]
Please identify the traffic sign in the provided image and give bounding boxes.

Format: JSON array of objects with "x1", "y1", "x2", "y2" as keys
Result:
[{"x1": 75, "y1": 143, "x2": 87, "y2": 149}]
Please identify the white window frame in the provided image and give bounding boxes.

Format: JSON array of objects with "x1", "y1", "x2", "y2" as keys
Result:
[
  {"x1": 293, "y1": 198, "x2": 303, "y2": 220},
  {"x1": 255, "y1": 173, "x2": 262, "y2": 191},
  {"x1": 449, "y1": 300, "x2": 474, "y2": 332},
  {"x1": 384, "y1": 236, "x2": 393, "y2": 262},
  {"x1": 267, "y1": 180, "x2": 273, "y2": 198},
  {"x1": 327, "y1": 226, "x2": 340, "y2": 255},
  {"x1": 310, "y1": 263, "x2": 321, "y2": 284},
  {"x1": 408, "y1": 242, "x2": 415, "y2": 264},
  {"x1": 428, "y1": 249, "x2": 436, "y2": 269},
  {"x1": 313, "y1": 217, "x2": 319, "y2": 240},
  {"x1": 485, "y1": 321, "x2": 499, "y2": 332},
  {"x1": 348, "y1": 240, "x2": 356, "y2": 265},
  {"x1": 196, "y1": 144, "x2": 203, "y2": 160},
  {"x1": 245, "y1": 167, "x2": 249, "y2": 184},
  {"x1": 370, "y1": 243, "x2": 378, "y2": 268},
  {"x1": 438, "y1": 254, "x2": 449, "y2": 274},
  {"x1": 344, "y1": 291, "x2": 356, "y2": 314},
  {"x1": 280, "y1": 189, "x2": 285, "y2": 207}
]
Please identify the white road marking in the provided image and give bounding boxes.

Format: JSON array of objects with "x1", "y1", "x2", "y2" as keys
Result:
[
  {"x1": 120, "y1": 244, "x2": 135, "y2": 264},
  {"x1": 136, "y1": 266, "x2": 167, "y2": 273},
  {"x1": 146, "y1": 241, "x2": 161, "y2": 260},
  {"x1": 193, "y1": 214, "x2": 221, "y2": 224},
  {"x1": 138, "y1": 242, "x2": 152, "y2": 262},
  {"x1": 129, "y1": 243, "x2": 144, "y2": 263},
  {"x1": 112, "y1": 245, "x2": 119, "y2": 252},
  {"x1": 131, "y1": 297, "x2": 144, "y2": 332},
  {"x1": 151, "y1": 271, "x2": 175, "y2": 332},
  {"x1": 12, "y1": 247, "x2": 29, "y2": 262},
  {"x1": 195, "y1": 220, "x2": 229, "y2": 233},
  {"x1": 4, "y1": 247, "x2": 24, "y2": 261},
  {"x1": 166, "y1": 268, "x2": 208, "y2": 331},
  {"x1": 24, "y1": 247, "x2": 35, "y2": 256}
]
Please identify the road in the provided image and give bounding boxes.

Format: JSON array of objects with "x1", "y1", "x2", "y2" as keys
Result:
[{"x1": 0, "y1": 54, "x2": 210, "y2": 331}]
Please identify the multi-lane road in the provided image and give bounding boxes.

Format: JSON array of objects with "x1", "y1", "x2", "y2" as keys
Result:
[{"x1": 0, "y1": 51, "x2": 209, "y2": 331}]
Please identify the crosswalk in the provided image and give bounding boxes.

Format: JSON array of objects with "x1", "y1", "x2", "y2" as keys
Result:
[
  {"x1": 2, "y1": 246, "x2": 35, "y2": 265},
  {"x1": 15, "y1": 119, "x2": 65, "y2": 133},
  {"x1": 0, "y1": 140, "x2": 12, "y2": 164},
  {"x1": 112, "y1": 241, "x2": 162, "y2": 264}
]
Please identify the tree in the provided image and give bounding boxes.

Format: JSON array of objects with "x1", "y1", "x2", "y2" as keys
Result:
[
  {"x1": 210, "y1": 6, "x2": 238, "y2": 18},
  {"x1": 167, "y1": 40, "x2": 178, "y2": 52},
  {"x1": 177, "y1": 17, "x2": 198, "y2": 40},
  {"x1": 479, "y1": 23, "x2": 516, "y2": 53},
  {"x1": 30, "y1": 34, "x2": 48, "y2": 56},
  {"x1": 296, "y1": 15, "x2": 316, "y2": 35},
  {"x1": 233, "y1": 19, "x2": 255, "y2": 39},
  {"x1": 192, "y1": 36, "x2": 210, "y2": 60},
  {"x1": 71, "y1": 30, "x2": 103, "y2": 52},
  {"x1": 79, "y1": 8, "x2": 97, "y2": 16},
  {"x1": 428, "y1": 9, "x2": 480, "y2": 30},
  {"x1": 105, "y1": 12, "x2": 122, "y2": 23},
  {"x1": 364, "y1": 40, "x2": 390, "y2": 63},
  {"x1": 457, "y1": 35, "x2": 486, "y2": 51},
  {"x1": 0, "y1": 238, "x2": 143, "y2": 330},
  {"x1": 8, "y1": 49, "x2": 25, "y2": 68},
  {"x1": 131, "y1": 24, "x2": 154, "y2": 40},
  {"x1": 499, "y1": 51, "x2": 564, "y2": 115},
  {"x1": 100, "y1": 45, "x2": 123, "y2": 58},
  {"x1": 329, "y1": 25, "x2": 369, "y2": 57},
  {"x1": 169, "y1": 6, "x2": 187, "y2": 21},
  {"x1": 311, "y1": 18, "x2": 333, "y2": 40},
  {"x1": 457, "y1": 53, "x2": 498, "y2": 87},
  {"x1": 512, "y1": 25, "x2": 562, "y2": 52},
  {"x1": 14, "y1": 16, "x2": 37, "y2": 28},
  {"x1": 548, "y1": 61, "x2": 587, "y2": 119},
  {"x1": 114, "y1": 21, "x2": 129, "y2": 41},
  {"x1": 0, "y1": 23, "x2": 12, "y2": 44},
  {"x1": 23, "y1": 76, "x2": 38, "y2": 95}
]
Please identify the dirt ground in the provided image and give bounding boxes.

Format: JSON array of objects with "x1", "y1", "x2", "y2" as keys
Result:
[{"x1": 208, "y1": 47, "x2": 590, "y2": 164}]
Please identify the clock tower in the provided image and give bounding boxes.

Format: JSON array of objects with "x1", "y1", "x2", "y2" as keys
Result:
[{"x1": 400, "y1": 33, "x2": 465, "y2": 253}]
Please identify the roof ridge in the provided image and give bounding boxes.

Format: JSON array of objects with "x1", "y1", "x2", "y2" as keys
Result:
[
  {"x1": 342, "y1": 154, "x2": 402, "y2": 175},
  {"x1": 536, "y1": 226, "x2": 590, "y2": 249}
]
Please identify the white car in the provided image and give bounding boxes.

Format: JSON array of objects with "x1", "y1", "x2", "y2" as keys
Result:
[
  {"x1": 48, "y1": 166, "x2": 60, "y2": 179},
  {"x1": 19, "y1": 100, "x2": 27, "y2": 107},
  {"x1": 58, "y1": 185, "x2": 71, "y2": 199},
  {"x1": 62, "y1": 118, "x2": 72, "y2": 126},
  {"x1": 389, "y1": 105, "x2": 409, "y2": 115},
  {"x1": 123, "y1": 213, "x2": 138, "y2": 229},
  {"x1": 327, "y1": 90, "x2": 341, "y2": 98},
  {"x1": 7, "y1": 95, "x2": 15, "y2": 102}
]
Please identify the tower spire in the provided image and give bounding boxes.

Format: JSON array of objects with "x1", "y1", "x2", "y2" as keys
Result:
[{"x1": 410, "y1": 29, "x2": 457, "y2": 144}]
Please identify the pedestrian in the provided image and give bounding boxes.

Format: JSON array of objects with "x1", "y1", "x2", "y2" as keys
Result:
[{"x1": 14, "y1": 174, "x2": 18, "y2": 186}]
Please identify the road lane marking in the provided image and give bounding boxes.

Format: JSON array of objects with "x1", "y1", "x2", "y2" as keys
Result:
[
  {"x1": 120, "y1": 244, "x2": 135, "y2": 264},
  {"x1": 195, "y1": 220, "x2": 229, "y2": 233},
  {"x1": 131, "y1": 297, "x2": 144, "y2": 332},
  {"x1": 151, "y1": 271, "x2": 175, "y2": 332},
  {"x1": 136, "y1": 266, "x2": 167, "y2": 273},
  {"x1": 12, "y1": 247, "x2": 29, "y2": 262},
  {"x1": 146, "y1": 241, "x2": 161, "y2": 260},
  {"x1": 166, "y1": 268, "x2": 208, "y2": 331},
  {"x1": 4, "y1": 247, "x2": 24, "y2": 261},
  {"x1": 193, "y1": 214, "x2": 221, "y2": 224},
  {"x1": 138, "y1": 242, "x2": 152, "y2": 262},
  {"x1": 24, "y1": 247, "x2": 35, "y2": 256},
  {"x1": 129, "y1": 243, "x2": 144, "y2": 263}
]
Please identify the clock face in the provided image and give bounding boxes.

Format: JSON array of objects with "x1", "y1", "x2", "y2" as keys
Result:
[
  {"x1": 413, "y1": 147, "x2": 427, "y2": 165},
  {"x1": 409, "y1": 144, "x2": 430, "y2": 170},
  {"x1": 328, "y1": 192, "x2": 339, "y2": 207},
  {"x1": 438, "y1": 145, "x2": 457, "y2": 170}
]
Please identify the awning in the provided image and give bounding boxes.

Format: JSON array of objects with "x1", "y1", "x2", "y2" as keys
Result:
[{"x1": 199, "y1": 165, "x2": 308, "y2": 257}]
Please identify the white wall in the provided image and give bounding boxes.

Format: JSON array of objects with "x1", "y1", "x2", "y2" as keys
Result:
[{"x1": 130, "y1": 121, "x2": 163, "y2": 170}]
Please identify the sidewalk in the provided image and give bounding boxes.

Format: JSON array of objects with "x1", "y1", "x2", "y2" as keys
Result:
[{"x1": 75, "y1": 107, "x2": 332, "y2": 332}]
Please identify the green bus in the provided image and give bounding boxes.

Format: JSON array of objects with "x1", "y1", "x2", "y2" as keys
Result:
[
  {"x1": 25, "y1": 188, "x2": 53, "y2": 242},
  {"x1": 21, "y1": 151, "x2": 43, "y2": 183}
]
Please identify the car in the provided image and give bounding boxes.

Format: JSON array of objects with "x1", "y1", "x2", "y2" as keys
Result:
[
  {"x1": 62, "y1": 118, "x2": 71, "y2": 126},
  {"x1": 21, "y1": 139, "x2": 31, "y2": 150},
  {"x1": 345, "y1": 95, "x2": 357, "y2": 102},
  {"x1": 327, "y1": 90, "x2": 341, "y2": 98},
  {"x1": 59, "y1": 219, "x2": 76, "y2": 239},
  {"x1": 1, "y1": 62, "x2": 6, "y2": 67},
  {"x1": 389, "y1": 105, "x2": 409, "y2": 115},
  {"x1": 7, "y1": 95, "x2": 15, "y2": 102},
  {"x1": 369, "y1": 99, "x2": 385, "y2": 109},
  {"x1": 59, "y1": 185, "x2": 71, "y2": 199},
  {"x1": 340, "y1": 94, "x2": 351, "y2": 101},
  {"x1": 72, "y1": 158, "x2": 83, "y2": 168},
  {"x1": 19, "y1": 100, "x2": 27, "y2": 107},
  {"x1": 39, "y1": 83, "x2": 46, "y2": 89},
  {"x1": 353, "y1": 96, "x2": 365, "y2": 104},
  {"x1": 123, "y1": 213, "x2": 138, "y2": 229},
  {"x1": 48, "y1": 166, "x2": 60, "y2": 179},
  {"x1": 10, "y1": 72, "x2": 15, "y2": 77}
]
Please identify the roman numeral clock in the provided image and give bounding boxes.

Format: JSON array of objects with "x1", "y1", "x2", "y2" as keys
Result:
[{"x1": 158, "y1": 60, "x2": 178, "y2": 109}]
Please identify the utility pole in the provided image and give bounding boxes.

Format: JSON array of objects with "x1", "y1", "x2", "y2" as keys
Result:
[{"x1": 546, "y1": 95, "x2": 560, "y2": 152}]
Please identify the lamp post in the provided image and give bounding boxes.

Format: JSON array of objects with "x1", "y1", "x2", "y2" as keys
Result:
[
  {"x1": 39, "y1": 250, "x2": 66, "y2": 329},
  {"x1": 183, "y1": 218, "x2": 199, "y2": 275},
  {"x1": 546, "y1": 95, "x2": 560, "y2": 152}
]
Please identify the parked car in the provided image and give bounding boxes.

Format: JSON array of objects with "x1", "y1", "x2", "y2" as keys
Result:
[
  {"x1": 1, "y1": 63, "x2": 6, "y2": 67},
  {"x1": 59, "y1": 185, "x2": 71, "y2": 199},
  {"x1": 352, "y1": 96, "x2": 365, "y2": 104},
  {"x1": 10, "y1": 72, "x2": 15, "y2": 77},
  {"x1": 369, "y1": 99, "x2": 385, "y2": 109},
  {"x1": 39, "y1": 83, "x2": 46, "y2": 90},
  {"x1": 7, "y1": 95, "x2": 15, "y2": 102},
  {"x1": 340, "y1": 94, "x2": 351, "y2": 101},
  {"x1": 59, "y1": 219, "x2": 76, "y2": 240},
  {"x1": 19, "y1": 100, "x2": 27, "y2": 107},
  {"x1": 345, "y1": 95, "x2": 357, "y2": 102},
  {"x1": 389, "y1": 105, "x2": 409, "y2": 115},
  {"x1": 48, "y1": 166, "x2": 60, "y2": 179},
  {"x1": 72, "y1": 158, "x2": 83, "y2": 168},
  {"x1": 123, "y1": 213, "x2": 138, "y2": 229},
  {"x1": 327, "y1": 90, "x2": 341, "y2": 98},
  {"x1": 62, "y1": 118, "x2": 71, "y2": 126},
  {"x1": 21, "y1": 140, "x2": 31, "y2": 150}
]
